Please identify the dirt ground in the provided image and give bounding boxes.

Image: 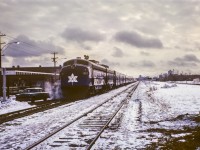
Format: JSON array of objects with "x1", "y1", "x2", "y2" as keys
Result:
[{"x1": 146, "y1": 114, "x2": 200, "y2": 149}]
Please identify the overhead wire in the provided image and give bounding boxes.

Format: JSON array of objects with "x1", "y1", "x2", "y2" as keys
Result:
[
  {"x1": 1, "y1": 32, "x2": 69, "y2": 65},
  {"x1": 3, "y1": 32, "x2": 77, "y2": 55},
  {"x1": 2, "y1": 44, "x2": 50, "y2": 61},
  {"x1": 2, "y1": 44, "x2": 47, "y2": 57},
  {"x1": 2, "y1": 42, "x2": 45, "y2": 57},
  {"x1": 4, "y1": 35, "x2": 54, "y2": 53},
  {"x1": 0, "y1": 31, "x2": 68, "y2": 68}
]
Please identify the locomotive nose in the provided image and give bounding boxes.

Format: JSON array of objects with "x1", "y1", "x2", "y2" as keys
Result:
[
  {"x1": 60, "y1": 65, "x2": 89, "y2": 87},
  {"x1": 70, "y1": 64, "x2": 76, "y2": 69},
  {"x1": 68, "y1": 73, "x2": 78, "y2": 84}
]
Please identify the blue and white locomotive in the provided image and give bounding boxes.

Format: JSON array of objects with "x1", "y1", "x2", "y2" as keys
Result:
[{"x1": 60, "y1": 57, "x2": 134, "y2": 98}]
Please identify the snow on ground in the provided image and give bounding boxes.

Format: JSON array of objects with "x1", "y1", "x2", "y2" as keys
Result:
[
  {"x1": 0, "y1": 96, "x2": 33, "y2": 115},
  {"x1": 0, "y1": 81, "x2": 200, "y2": 149},
  {"x1": 94, "y1": 81, "x2": 200, "y2": 149},
  {"x1": 0, "y1": 84, "x2": 134, "y2": 150},
  {"x1": 174, "y1": 80, "x2": 200, "y2": 85}
]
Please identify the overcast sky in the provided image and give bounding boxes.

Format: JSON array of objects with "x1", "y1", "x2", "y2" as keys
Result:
[{"x1": 0, "y1": 0, "x2": 200, "y2": 77}]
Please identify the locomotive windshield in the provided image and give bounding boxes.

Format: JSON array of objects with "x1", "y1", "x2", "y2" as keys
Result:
[
  {"x1": 63, "y1": 60, "x2": 74, "y2": 66},
  {"x1": 77, "y1": 59, "x2": 89, "y2": 66},
  {"x1": 63, "y1": 59, "x2": 89, "y2": 66}
]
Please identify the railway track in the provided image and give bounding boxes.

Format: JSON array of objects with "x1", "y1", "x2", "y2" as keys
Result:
[
  {"x1": 0, "y1": 83, "x2": 137, "y2": 125},
  {"x1": 0, "y1": 99, "x2": 72, "y2": 124},
  {"x1": 25, "y1": 82, "x2": 139, "y2": 150}
]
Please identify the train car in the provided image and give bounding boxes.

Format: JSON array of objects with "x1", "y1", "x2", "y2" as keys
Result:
[{"x1": 60, "y1": 57, "x2": 134, "y2": 98}]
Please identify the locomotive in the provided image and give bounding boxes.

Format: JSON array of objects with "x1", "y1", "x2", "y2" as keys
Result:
[{"x1": 60, "y1": 57, "x2": 134, "y2": 98}]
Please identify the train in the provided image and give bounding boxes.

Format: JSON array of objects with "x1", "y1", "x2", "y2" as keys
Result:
[{"x1": 60, "y1": 57, "x2": 135, "y2": 98}]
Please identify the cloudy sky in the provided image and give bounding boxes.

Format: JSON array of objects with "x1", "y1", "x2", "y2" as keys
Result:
[{"x1": 0, "y1": 0, "x2": 200, "y2": 77}]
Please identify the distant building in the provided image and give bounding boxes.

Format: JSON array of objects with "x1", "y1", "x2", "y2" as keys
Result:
[
  {"x1": 0, "y1": 65, "x2": 63, "y2": 96},
  {"x1": 138, "y1": 75, "x2": 153, "y2": 81}
]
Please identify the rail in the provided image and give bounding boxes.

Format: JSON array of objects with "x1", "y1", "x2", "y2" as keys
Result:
[{"x1": 25, "y1": 82, "x2": 139, "y2": 149}]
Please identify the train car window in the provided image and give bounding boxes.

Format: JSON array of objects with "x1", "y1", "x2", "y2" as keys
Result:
[
  {"x1": 77, "y1": 60, "x2": 89, "y2": 66},
  {"x1": 63, "y1": 60, "x2": 74, "y2": 66}
]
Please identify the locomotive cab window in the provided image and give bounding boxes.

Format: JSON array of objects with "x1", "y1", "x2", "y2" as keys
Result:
[
  {"x1": 76, "y1": 60, "x2": 89, "y2": 66},
  {"x1": 63, "y1": 60, "x2": 74, "y2": 66}
]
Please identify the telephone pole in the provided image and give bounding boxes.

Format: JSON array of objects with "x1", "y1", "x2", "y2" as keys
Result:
[
  {"x1": 0, "y1": 33, "x2": 6, "y2": 99},
  {"x1": 0, "y1": 32, "x2": 6, "y2": 68},
  {"x1": 51, "y1": 52, "x2": 58, "y2": 81}
]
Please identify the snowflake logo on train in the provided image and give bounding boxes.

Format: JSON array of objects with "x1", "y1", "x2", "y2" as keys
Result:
[{"x1": 68, "y1": 73, "x2": 78, "y2": 85}]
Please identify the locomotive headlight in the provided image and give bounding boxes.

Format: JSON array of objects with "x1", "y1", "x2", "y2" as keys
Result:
[
  {"x1": 83, "y1": 72, "x2": 88, "y2": 75},
  {"x1": 83, "y1": 68, "x2": 88, "y2": 75}
]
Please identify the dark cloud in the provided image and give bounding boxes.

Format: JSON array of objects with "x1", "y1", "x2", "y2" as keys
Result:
[
  {"x1": 112, "y1": 47, "x2": 124, "y2": 57},
  {"x1": 128, "y1": 60, "x2": 155, "y2": 68},
  {"x1": 0, "y1": 0, "x2": 200, "y2": 75},
  {"x1": 101, "y1": 59, "x2": 120, "y2": 68},
  {"x1": 167, "y1": 60, "x2": 197, "y2": 67},
  {"x1": 114, "y1": 31, "x2": 163, "y2": 49},
  {"x1": 175, "y1": 54, "x2": 200, "y2": 62},
  {"x1": 3, "y1": 35, "x2": 64, "y2": 58},
  {"x1": 61, "y1": 27, "x2": 105, "y2": 43},
  {"x1": 167, "y1": 54, "x2": 199, "y2": 67},
  {"x1": 79, "y1": 43, "x2": 92, "y2": 51}
]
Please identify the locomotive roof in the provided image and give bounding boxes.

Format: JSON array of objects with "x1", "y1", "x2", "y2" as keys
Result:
[
  {"x1": 64, "y1": 58, "x2": 110, "y2": 70},
  {"x1": 63, "y1": 58, "x2": 129, "y2": 76}
]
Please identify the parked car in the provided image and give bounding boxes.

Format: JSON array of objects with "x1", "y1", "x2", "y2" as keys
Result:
[{"x1": 16, "y1": 87, "x2": 50, "y2": 102}]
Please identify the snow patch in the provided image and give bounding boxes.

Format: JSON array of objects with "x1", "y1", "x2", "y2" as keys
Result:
[
  {"x1": 161, "y1": 83, "x2": 177, "y2": 88},
  {"x1": 0, "y1": 96, "x2": 32, "y2": 115}
]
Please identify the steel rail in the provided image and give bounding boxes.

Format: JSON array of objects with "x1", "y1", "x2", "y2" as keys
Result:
[
  {"x1": 86, "y1": 83, "x2": 139, "y2": 150},
  {"x1": 0, "y1": 83, "x2": 138, "y2": 124},
  {"x1": 0, "y1": 99, "x2": 70, "y2": 124},
  {"x1": 24, "y1": 83, "x2": 138, "y2": 150}
]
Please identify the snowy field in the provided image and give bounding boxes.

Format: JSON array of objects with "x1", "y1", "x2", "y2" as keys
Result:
[
  {"x1": 94, "y1": 81, "x2": 200, "y2": 149},
  {"x1": 0, "y1": 81, "x2": 200, "y2": 149}
]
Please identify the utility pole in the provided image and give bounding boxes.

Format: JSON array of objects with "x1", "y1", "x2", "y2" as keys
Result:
[
  {"x1": 0, "y1": 32, "x2": 6, "y2": 68},
  {"x1": 51, "y1": 52, "x2": 58, "y2": 81},
  {"x1": 0, "y1": 33, "x2": 6, "y2": 100},
  {"x1": 51, "y1": 52, "x2": 58, "y2": 99}
]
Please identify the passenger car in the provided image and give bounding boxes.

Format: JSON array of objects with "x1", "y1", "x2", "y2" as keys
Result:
[{"x1": 16, "y1": 87, "x2": 50, "y2": 102}]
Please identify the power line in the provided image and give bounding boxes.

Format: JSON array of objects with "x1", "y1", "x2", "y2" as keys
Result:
[
  {"x1": 2, "y1": 45, "x2": 45, "y2": 57},
  {"x1": 3, "y1": 32, "x2": 76, "y2": 54},
  {"x1": 2, "y1": 34, "x2": 54, "y2": 57},
  {"x1": 1, "y1": 32, "x2": 67, "y2": 67},
  {"x1": 4, "y1": 33, "x2": 77, "y2": 52},
  {"x1": 5, "y1": 34, "x2": 54, "y2": 52}
]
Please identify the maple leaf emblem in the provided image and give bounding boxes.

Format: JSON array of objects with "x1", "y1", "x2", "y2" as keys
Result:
[{"x1": 68, "y1": 73, "x2": 78, "y2": 85}]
